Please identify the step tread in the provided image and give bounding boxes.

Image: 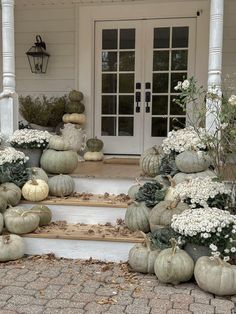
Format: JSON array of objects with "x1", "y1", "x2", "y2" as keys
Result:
[
  {"x1": 21, "y1": 222, "x2": 143, "y2": 244},
  {"x1": 21, "y1": 194, "x2": 129, "y2": 208}
]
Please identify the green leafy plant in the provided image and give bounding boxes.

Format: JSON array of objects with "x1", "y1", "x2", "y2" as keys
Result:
[{"x1": 135, "y1": 181, "x2": 167, "y2": 208}]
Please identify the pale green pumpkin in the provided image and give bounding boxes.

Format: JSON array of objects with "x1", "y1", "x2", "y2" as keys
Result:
[
  {"x1": 128, "y1": 184, "x2": 141, "y2": 200},
  {"x1": 48, "y1": 174, "x2": 75, "y2": 197},
  {"x1": 86, "y1": 137, "x2": 104, "y2": 152},
  {"x1": 48, "y1": 135, "x2": 70, "y2": 151},
  {"x1": 140, "y1": 146, "x2": 161, "y2": 177},
  {"x1": 0, "y1": 234, "x2": 25, "y2": 262},
  {"x1": 125, "y1": 201, "x2": 151, "y2": 232},
  {"x1": 31, "y1": 204, "x2": 52, "y2": 226},
  {"x1": 28, "y1": 167, "x2": 49, "y2": 183},
  {"x1": 0, "y1": 182, "x2": 21, "y2": 207},
  {"x1": 173, "y1": 169, "x2": 216, "y2": 184},
  {"x1": 175, "y1": 151, "x2": 211, "y2": 173}
]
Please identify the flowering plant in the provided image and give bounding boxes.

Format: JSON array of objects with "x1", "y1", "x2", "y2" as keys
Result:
[
  {"x1": 173, "y1": 177, "x2": 231, "y2": 209},
  {"x1": 171, "y1": 207, "x2": 236, "y2": 259},
  {"x1": 162, "y1": 126, "x2": 208, "y2": 155},
  {"x1": 9, "y1": 129, "x2": 51, "y2": 149},
  {"x1": 174, "y1": 76, "x2": 236, "y2": 177},
  {"x1": 0, "y1": 147, "x2": 28, "y2": 166}
]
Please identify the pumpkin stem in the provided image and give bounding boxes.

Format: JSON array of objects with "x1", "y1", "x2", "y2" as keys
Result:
[
  {"x1": 31, "y1": 176, "x2": 38, "y2": 186},
  {"x1": 139, "y1": 231, "x2": 152, "y2": 251},
  {"x1": 152, "y1": 146, "x2": 160, "y2": 154},
  {"x1": 3, "y1": 235, "x2": 11, "y2": 244},
  {"x1": 169, "y1": 198, "x2": 180, "y2": 209},
  {"x1": 214, "y1": 256, "x2": 225, "y2": 266},
  {"x1": 167, "y1": 175, "x2": 176, "y2": 188},
  {"x1": 170, "y1": 238, "x2": 177, "y2": 254}
]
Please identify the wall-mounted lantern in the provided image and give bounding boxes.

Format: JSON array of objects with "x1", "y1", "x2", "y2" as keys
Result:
[{"x1": 26, "y1": 35, "x2": 50, "y2": 74}]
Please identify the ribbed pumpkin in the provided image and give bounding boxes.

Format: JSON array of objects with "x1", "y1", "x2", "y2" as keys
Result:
[
  {"x1": 31, "y1": 205, "x2": 52, "y2": 226},
  {"x1": 86, "y1": 137, "x2": 104, "y2": 152},
  {"x1": 28, "y1": 167, "x2": 49, "y2": 183},
  {"x1": 194, "y1": 256, "x2": 236, "y2": 296},
  {"x1": 128, "y1": 183, "x2": 141, "y2": 200},
  {"x1": 22, "y1": 178, "x2": 49, "y2": 202},
  {"x1": 0, "y1": 196, "x2": 7, "y2": 213},
  {"x1": 48, "y1": 174, "x2": 75, "y2": 197},
  {"x1": 65, "y1": 101, "x2": 85, "y2": 114},
  {"x1": 0, "y1": 213, "x2": 3, "y2": 234},
  {"x1": 0, "y1": 182, "x2": 21, "y2": 207},
  {"x1": 140, "y1": 146, "x2": 161, "y2": 177},
  {"x1": 125, "y1": 201, "x2": 151, "y2": 232},
  {"x1": 48, "y1": 135, "x2": 70, "y2": 151},
  {"x1": 173, "y1": 170, "x2": 216, "y2": 184},
  {"x1": 149, "y1": 200, "x2": 189, "y2": 232},
  {"x1": 69, "y1": 90, "x2": 84, "y2": 102},
  {"x1": 128, "y1": 232, "x2": 160, "y2": 274},
  {"x1": 62, "y1": 113, "x2": 86, "y2": 125},
  {"x1": 0, "y1": 234, "x2": 25, "y2": 262},
  {"x1": 154, "y1": 240, "x2": 194, "y2": 284},
  {"x1": 40, "y1": 149, "x2": 78, "y2": 174},
  {"x1": 4, "y1": 207, "x2": 40, "y2": 234},
  {"x1": 175, "y1": 151, "x2": 211, "y2": 173},
  {"x1": 84, "y1": 151, "x2": 103, "y2": 161}
]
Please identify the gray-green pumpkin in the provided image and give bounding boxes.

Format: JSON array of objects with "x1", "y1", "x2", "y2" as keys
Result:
[
  {"x1": 125, "y1": 201, "x2": 151, "y2": 232},
  {"x1": 140, "y1": 146, "x2": 161, "y2": 177},
  {"x1": 69, "y1": 90, "x2": 84, "y2": 102},
  {"x1": 173, "y1": 170, "x2": 216, "y2": 184},
  {"x1": 154, "y1": 241, "x2": 194, "y2": 284},
  {"x1": 0, "y1": 182, "x2": 21, "y2": 207},
  {"x1": 48, "y1": 174, "x2": 75, "y2": 197},
  {"x1": 31, "y1": 205, "x2": 52, "y2": 226},
  {"x1": 0, "y1": 196, "x2": 7, "y2": 213},
  {"x1": 0, "y1": 234, "x2": 25, "y2": 262},
  {"x1": 175, "y1": 151, "x2": 211, "y2": 173},
  {"x1": 0, "y1": 213, "x2": 3, "y2": 234},
  {"x1": 65, "y1": 101, "x2": 85, "y2": 114},
  {"x1": 27, "y1": 167, "x2": 49, "y2": 183},
  {"x1": 149, "y1": 200, "x2": 189, "y2": 232},
  {"x1": 86, "y1": 137, "x2": 104, "y2": 152},
  {"x1": 127, "y1": 184, "x2": 141, "y2": 200},
  {"x1": 128, "y1": 232, "x2": 160, "y2": 274},
  {"x1": 4, "y1": 207, "x2": 40, "y2": 234},
  {"x1": 40, "y1": 149, "x2": 78, "y2": 174}
]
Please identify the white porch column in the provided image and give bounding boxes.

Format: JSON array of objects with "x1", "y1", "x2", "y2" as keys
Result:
[
  {"x1": 206, "y1": 0, "x2": 224, "y2": 131},
  {"x1": 0, "y1": 0, "x2": 18, "y2": 140}
]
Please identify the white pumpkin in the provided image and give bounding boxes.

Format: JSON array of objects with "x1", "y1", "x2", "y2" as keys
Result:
[
  {"x1": 194, "y1": 256, "x2": 236, "y2": 296},
  {"x1": 48, "y1": 135, "x2": 70, "y2": 151},
  {"x1": 175, "y1": 151, "x2": 211, "y2": 173},
  {"x1": 84, "y1": 151, "x2": 103, "y2": 161},
  {"x1": 0, "y1": 234, "x2": 25, "y2": 262},
  {"x1": 173, "y1": 170, "x2": 216, "y2": 184},
  {"x1": 22, "y1": 178, "x2": 49, "y2": 202}
]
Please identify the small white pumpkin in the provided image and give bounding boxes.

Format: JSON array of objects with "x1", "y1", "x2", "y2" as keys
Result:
[
  {"x1": 48, "y1": 174, "x2": 75, "y2": 197},
  {"x1": 129, "y1": 232, "x2": 160, "y2": 274},
  {"x1": 0, "y1": 234, "x2": 25, "y2": 262},
  {"x1": 175, "y1": 151, "x2": 211, "y2": 173},
  {"x1": 173, "y1": 170, "x2": 216, "y2": 184},
  {"x1": 22, "y1": 178, "x2": 49, "y2": 202},
  {"x1": 84, "y1": 151, "x2": 103, "y2": 161},
  {"x1": 154, "y1": 240, "x2": 194, "y2": 284},
  {"x1": 194, "y1": 256, "x2": 236, "y2": 296},
  {"x1": 48, "y1": 135, "x2": 70, "y2": 151},
  {"x1": 125, "y1": 201, "x2": 151, "y2": 232}
]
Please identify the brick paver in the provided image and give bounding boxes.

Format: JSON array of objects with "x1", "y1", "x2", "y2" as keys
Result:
[{"x1": 0, "y1": 256, "x2": 235, "y2": 314}]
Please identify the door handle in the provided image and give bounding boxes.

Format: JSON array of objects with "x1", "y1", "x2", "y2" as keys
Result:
[
  {"x1": 135, "y1": 82, "x2": 141, "y2": 113},
  {"x1": 145, "y1": 91, "x2": 151, "y2": 113}
]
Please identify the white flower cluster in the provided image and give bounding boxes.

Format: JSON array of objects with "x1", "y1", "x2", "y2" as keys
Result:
[
  {"x1": 228, "y1": 94, "x2": 236, "y2": 106},
  {"x1": 0, "y1": 147, "x2": 28, "y2": 166},
  {"x1": 174, "y1": 79, "x2": 190, "y2": 91},
  {"x1": 162, "y1": 126, "x2": 207, "y2": 154},
  {"x1": 171, "y1": 207, "x2": 236, "y2": 239},
  {"x1": 9, "y1": 129, "x2": 51, "y2": 149},
  {"x1": 173, "y1": 177, "x2": 231, "y2": 208}
]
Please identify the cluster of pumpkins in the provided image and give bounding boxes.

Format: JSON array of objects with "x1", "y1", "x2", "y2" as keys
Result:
[
  {"x1": 0, "y1": 179, "x2": 52, "y2": 262},
  {"x1": 125, "y1": 146, "x2": 236, "y2": 296}
]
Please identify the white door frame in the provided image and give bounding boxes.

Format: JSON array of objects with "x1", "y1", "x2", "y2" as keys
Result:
[{"x1": 77, "y1": 0, "x2": 210, "y2": 146}]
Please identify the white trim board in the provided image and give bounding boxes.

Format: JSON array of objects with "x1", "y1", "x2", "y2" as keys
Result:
[
  {"x1": 23, "y1": 237, "x2": 135, "y2": 262},
  {"x1": 21, "y1": 203, "x2": 126, "y2": 224}
]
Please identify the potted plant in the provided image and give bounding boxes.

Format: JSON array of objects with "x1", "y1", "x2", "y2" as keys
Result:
[{"x1": 9, "y1": 129, "x2": 51, "y2": 167}]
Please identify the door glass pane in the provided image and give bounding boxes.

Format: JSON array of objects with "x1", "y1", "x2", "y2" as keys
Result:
[
  {"x1": 119, "y1": 117, "x2": 133, "y2": 136},
  {"x1": 172, "y1": 27, "x2": 189, "y2": 48},
  {"x1": 171, "y1": 73, "x2": 187, "y2": 93},
  {"x1": 102, "y1": 74, "x2": 117, "y2": 93},
  {"x1": 119, "y1": 95, "x2": 134, "y2": 114},
  {"x1": 120, "y1": 29, "x2": 135, "y2": 49},
  {"x1": 170, "y1": 117, "x2": 186, "y2": 131},
  {"x1": 170, "y1": 95, "x2": 185, "y2": 115},
  {"x1": 153, "y1": 51, "x2": 169, "y2": 71},
  {"x1": 102, "y1": 96, "x2": 117, "y2": 114},
  {"x1": 153, "y1": 73, "x2": 169, "y2": 93},
  {"x1": 119, "y1": 73, "x2": 134, "y2": 93},
  {"x1": 154, "y1": 28, "x2": 170, "y2": 48},
  {"x1": 102, "y1": 52, "x2": 117, "y2": 72},
  {"x1": 152, "y1": 117, "x2": 168, "y2": 137},
  {"x1": 171, "y1": 50, "x2": 188, "y2": 70},
  {"x1": 152, "y1": 96, "x2": 168, "y2": 115},
  {"x1": 102, "y1": 117, "x2": 116, "y2": 136},
  {"x1": 102, "y1": 29, "x2": 118, "y2": 49},
  {"x1": 119, "y1": 51, "x2": 135, "y2": 71}
]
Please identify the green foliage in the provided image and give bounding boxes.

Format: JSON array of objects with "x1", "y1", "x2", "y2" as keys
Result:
[
  {"x1": 19, "y1": 95, "x2": 67, "y2": 127},
  {"x1": 149, "y1": 227, "x2": 179, "y2": 250},
  {"x1": 159, "y1": 151, "x2": 179, "y2": 176},
  {"x1": 135, "y1": 181, "x2": 167, "y2": 208},
  {"x1": 0, "y1": 162, "x2": 29, "y2": 187}
]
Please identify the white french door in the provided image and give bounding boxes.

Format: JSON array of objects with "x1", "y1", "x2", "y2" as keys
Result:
[{"x1": 94, "y1": 18, "x2": 196, "y2": 154}]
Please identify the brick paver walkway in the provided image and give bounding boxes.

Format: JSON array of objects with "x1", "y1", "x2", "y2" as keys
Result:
[{"x1": 0, "y1": 255, "x2": 235, "y2": 314}]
